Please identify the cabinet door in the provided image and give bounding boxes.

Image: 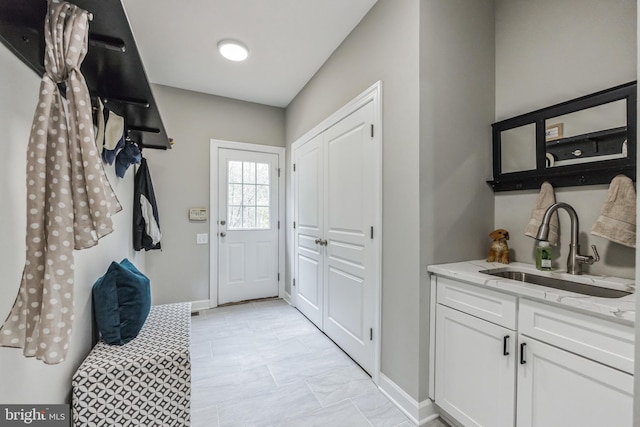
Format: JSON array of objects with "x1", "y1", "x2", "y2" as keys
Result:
[
  {"x1": 517, "y1": 336, "x2": 633, "y2": 427},
  {"x1": 436, "y1": 305, "x2": 516, "y2": 427}
]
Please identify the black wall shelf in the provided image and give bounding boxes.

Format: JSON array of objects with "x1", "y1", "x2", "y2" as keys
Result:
[{"x1": 0, "y1": 0, "x2": 171, "y2": 150}]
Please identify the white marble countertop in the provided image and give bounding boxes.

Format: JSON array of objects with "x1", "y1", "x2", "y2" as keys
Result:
[{"x1": 427, "y1": 260, "x2": 636, "y2": 324}]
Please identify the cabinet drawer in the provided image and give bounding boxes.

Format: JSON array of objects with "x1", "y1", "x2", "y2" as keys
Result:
[
  {"x1": 519, "y1": 299, "x2": 634, "y2": 374},
  {"x1": 436, "y1": 276, "x2": 517, "y2": 329}
]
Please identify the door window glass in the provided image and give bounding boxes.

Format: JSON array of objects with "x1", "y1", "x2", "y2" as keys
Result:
[{"x1": 228, "y1": 161, "x2": 270, "y2": 229}]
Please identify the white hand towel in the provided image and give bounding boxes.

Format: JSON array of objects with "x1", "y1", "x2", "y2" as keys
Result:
[
  {"x1": 104, "y1": 109, "x2": 125, "y2": 151},
  {"x1": 524, "y1": 181, "x2": 559, "y2": 245},
  {"x1": 591, "y1": 175, "x2": 636, "y2": 248}
]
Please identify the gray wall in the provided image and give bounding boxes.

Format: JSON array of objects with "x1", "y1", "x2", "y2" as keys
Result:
[
  {"x1": 419, "y1": 0, "x2": 495, "y2": 401},
  {"x1": 286, "y1": 0, "x2": 422, "y2": 399},
  {"x1": 494, "y1": 0, "x2": 637, "y2": 279},
  {"x1": 0, "y1": 43, "x2": 144, "y2": 403},
  {"x1": 144, "y1": 85, "x2": 285, "y2": 305}
]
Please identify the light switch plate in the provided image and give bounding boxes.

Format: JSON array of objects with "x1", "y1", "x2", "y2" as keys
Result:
[
  {"x1": 189, "y1": 208, "x2": 208, "y2": 221},
  {"x1": 196, "y1": 233, "x2": 208, "y2": 244}
]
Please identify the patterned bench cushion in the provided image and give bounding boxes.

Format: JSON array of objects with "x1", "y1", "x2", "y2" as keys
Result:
[{"x1": 72, "y1": 303, "x2": 191, "y2": 426}]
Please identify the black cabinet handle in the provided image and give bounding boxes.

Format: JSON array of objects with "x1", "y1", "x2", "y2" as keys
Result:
[
  {"x1": 520, "y1": 343, "x2": 527, "y2": 364},
  {"x1": 503, "y1": 335, "x2": 510, "y2": 356}
]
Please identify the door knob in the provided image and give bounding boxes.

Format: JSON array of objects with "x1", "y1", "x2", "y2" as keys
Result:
[
  {"x1": 315, "y1": 238, "x2": 322, "y2": 245},
  {"x1": 220, "y1": 232, "x2": 227, "y2": 237}
]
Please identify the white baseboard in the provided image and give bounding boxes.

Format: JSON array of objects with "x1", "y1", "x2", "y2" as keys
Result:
[
  {"x1": 190, "y1": 299, "x2": 210, "y2": 313},
  {"x1": 282, "y1": 290, "x2": 293, "y2": 305},
  {"x1": 378, "y1": 373, "x2": 438, "y2": 426},
  {"x1": 419, "y1": 400, "x2": 439, "y2": 426}
]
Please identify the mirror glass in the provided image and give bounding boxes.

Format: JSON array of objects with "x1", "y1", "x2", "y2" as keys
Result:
[
  {"x1": 501, "y1": 123, "x2": 536, "y2": 173},
  {"x1": 545, "y1": 99, "x2": 627, "y2": 168}
]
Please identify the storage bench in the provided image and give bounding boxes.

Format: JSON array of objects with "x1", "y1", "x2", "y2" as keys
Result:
[{"x1": 72, "y1": 303, "x2": 192, "y2": 426}]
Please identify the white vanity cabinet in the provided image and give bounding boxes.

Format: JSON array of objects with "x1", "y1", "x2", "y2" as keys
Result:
[
  {"x1": 435, "y1": 277, "x2": 517, "y2": 427},
  {"x1": 516, "y1": 299, "x2": 634, "y2": 427},
  {"x1": 431, "y1": 274, "x2": 634, "y2": 427}
]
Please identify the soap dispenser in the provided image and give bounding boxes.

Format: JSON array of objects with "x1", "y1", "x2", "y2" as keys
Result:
[{"x1": 536, "y1": 241, "x2": 552, "y2": 271}]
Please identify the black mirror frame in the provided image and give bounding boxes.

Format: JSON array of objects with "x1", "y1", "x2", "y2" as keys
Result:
[{"x1": 488, "y1": 81, "x2": 636, "y2": 192}]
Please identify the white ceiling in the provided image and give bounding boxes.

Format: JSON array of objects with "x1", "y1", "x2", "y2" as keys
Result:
[{"x1": 122, "y1": 0, "x2": 378, "y2": 108}]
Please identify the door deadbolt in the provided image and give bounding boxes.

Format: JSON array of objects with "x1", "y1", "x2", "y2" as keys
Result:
[{"x1": 220, "y1": 220, "x2": 226, "y2": 225}]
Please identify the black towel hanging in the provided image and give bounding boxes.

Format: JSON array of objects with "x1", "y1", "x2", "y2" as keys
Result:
[{"x1": 133, "y1": 157, "x2": 162, "y2": 251}]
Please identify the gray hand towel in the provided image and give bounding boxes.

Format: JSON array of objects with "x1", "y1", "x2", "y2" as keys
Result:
[
  {"x1": 591, "y1": 175, "x2": 636, "y2": 248},
  {"x1": 524, "y1": 181, "x2": 559, "y2": 245}
]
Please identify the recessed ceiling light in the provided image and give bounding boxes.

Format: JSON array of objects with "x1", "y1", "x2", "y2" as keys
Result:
[{"x1": 218, "y1": 40, "x2": 249, "y2": 62}]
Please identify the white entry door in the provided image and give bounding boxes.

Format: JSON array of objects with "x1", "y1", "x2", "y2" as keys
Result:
[
  {"x1": 293, "y1": 97, "x2": 379, "y2": 375},
  {"x1": 218, "y1": 148, "x2": 280, "y2": 304}
]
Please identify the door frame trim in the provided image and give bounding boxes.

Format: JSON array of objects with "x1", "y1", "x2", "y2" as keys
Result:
[
  {"x1": 289, "y1": 80, "x2": 383, "y2": 383},
  {"x1": 209, "y1": 140, "x2": 286, "y2": 308}
]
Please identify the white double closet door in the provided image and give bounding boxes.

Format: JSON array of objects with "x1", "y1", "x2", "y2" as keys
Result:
[{"x1": 293, "y1": 100, "x2": 378, "y2": 375}]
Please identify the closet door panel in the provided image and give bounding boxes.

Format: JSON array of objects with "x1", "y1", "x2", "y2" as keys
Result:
[
  {"x1": 322, "y1": 101, "x2": 376, "y2": 374},
  {"x1": 326, "y1": 128, "x2": 365, "y2": 232},
  {"x1": 294, "y1": 134, "x2": 324, "y2": 328}
]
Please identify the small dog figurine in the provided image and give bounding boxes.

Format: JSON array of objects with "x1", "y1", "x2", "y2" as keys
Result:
[{"x1": 487, "y1": 229, "x2": 510, "y2": 264}]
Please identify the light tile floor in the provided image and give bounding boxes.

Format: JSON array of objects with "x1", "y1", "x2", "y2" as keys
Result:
[{"x1": 190, "y1": 299, "x2": 448, "y2": 427}]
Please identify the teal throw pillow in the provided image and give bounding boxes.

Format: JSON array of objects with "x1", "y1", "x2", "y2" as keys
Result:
[{"x1": 92, "y1": 258, "x2": 151, "y2": 345}]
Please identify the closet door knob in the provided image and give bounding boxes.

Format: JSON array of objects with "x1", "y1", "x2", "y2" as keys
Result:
[
  {"x1": 315, "y1": 238, "x2": 322, "y2": 245},
  {"x1": 220, "y1": 232, "x2": 227, "y2": 238}
]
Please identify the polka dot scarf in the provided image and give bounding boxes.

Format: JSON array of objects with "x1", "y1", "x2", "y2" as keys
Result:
[{"x1": 0, "y1": 1, "x2": 122, "y2": 364}]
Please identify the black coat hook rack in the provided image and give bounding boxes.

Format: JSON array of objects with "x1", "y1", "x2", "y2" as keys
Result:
[{"x1": 0, "y1": 0, "x2": 172, "y2": 150}]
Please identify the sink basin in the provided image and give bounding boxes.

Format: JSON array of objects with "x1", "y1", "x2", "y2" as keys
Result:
[{"x1": 479, "y1": 269, "x2": 632, "y2": 299}]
